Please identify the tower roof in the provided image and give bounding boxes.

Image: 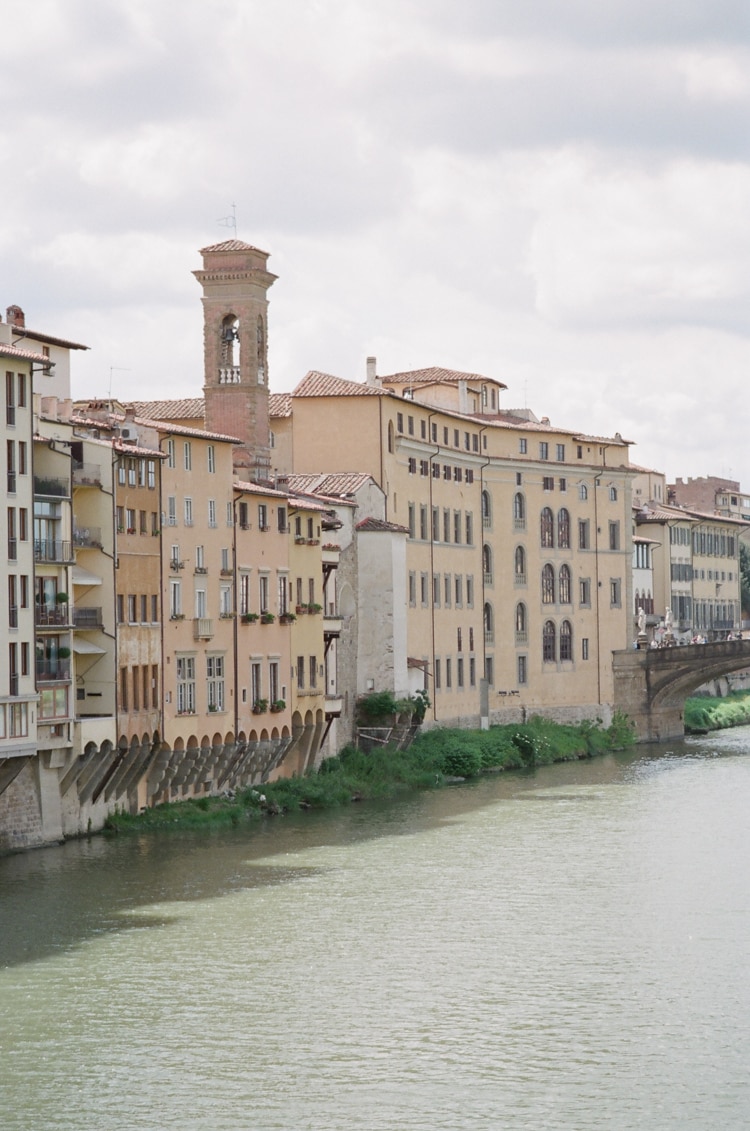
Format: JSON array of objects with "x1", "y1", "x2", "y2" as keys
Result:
[{"x1": 199, "y1": 239, "x2": 269, "y2": 255}]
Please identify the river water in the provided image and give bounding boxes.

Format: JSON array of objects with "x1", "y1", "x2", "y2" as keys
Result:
[{"x1": 2, "y1": 728, "x2": 750, "y2": 1130}]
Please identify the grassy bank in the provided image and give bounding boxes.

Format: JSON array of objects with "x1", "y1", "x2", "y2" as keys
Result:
[
  {"x1": 104, "y1": 713, "x2": 636, "y2": 835},
  {"x1": 684, "y1": 689, "x2": 750, "y2": 734}
]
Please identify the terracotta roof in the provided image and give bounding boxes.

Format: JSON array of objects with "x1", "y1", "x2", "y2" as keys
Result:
[
  {"x1": 287, "y1": 495, "x2": 334, "y2": 513},
  {"x1": 284, "y1": 472, "x2": 375, "y2": 498},
  {"x1": 0, "y1": 343, "x2": 51, "y2": 363},
  {"x1": 127, "y1": 398, "x2": 205, "y2": 420},
  {"x1": 355, "y1": 517, "x2": 409, "y2": 534},
  {"x1": 234, "y1": 480, "x2": 289, "y2": 500},
  {"x1": 382, "y1": 366, "x2": 507, "y2": 390},
  {"x1": 8, "y1": 329, "x2": 88, "y2": 351},
  {"x1": 127, "y1": 415, "x2": 240, "y2": 444},
  {"x1": 636, "y1": 505, "x2": 698, "y2": 524},
  {"x1": 293, "y1": 370, "x2": 390, "y2": 398},
  {"x1": 199, "y1": 239, "x2": 268, "y2": 254},
  {"x1": 269, "y1": 392, "x2": 292, "y2": 418}
]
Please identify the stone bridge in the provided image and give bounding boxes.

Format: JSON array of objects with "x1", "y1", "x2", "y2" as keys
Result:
[{"x1": 612, "y1": 638, "x2": 750, "y2": 742}]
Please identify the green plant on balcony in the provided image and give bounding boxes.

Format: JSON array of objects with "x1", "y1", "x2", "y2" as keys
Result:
[
  {"x1": 241, "y1": 612, "x2": 259, "y2": 623},
  {"x1": 260, "y1": 612, "x2": 275, "y2": 624},
  {"x1": 55, "y1": 592, "x2": 69, "y2": 604},
  {"x1": 57, "y1": 647, "x2": 71, "y2": 659},
  {"x1": 270, "y1": 699, "x2": 286, "y2": 713},
  {"x1": 279, "y1": 612, "x2": 296, "y2": 624},
  {"x1": 322, "y1": 543, "x2": 340, "y2": 551},
  {"x1": 252, "y1": 698, "x2": 268, "y2": 714},
  {"x1": 308, "y1": 602, "x2": 323, "y2": 614}
]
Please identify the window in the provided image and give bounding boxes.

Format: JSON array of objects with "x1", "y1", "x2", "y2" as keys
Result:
[
  {"x1": 457, "y1": 657, "x2": 464, "y2": 688},
  {"x1": 207, "y1": 445, "x2": 216, "y2": 473},
  {"x1": 420, "y1": 573, "x2": 428, "y2": 606},
  {"x1": 560, "y1": 621, "x2": 573, "y2": 661},
  {"x1": 556, "y1": 444, "x2": 565, "y2": 462},
  {"x1": 397, "y1": 412, "x2": 403, "y2": 433},
  {"x1": 517, "y1": 655, "x2": 527, "y2": 684},
  {"x1": 443, "y1": 509, "x2": 451, "y2": 542},
  {"x1": 481, "y1": 490, "x2": 491, "y2": 528},
  {"x1": 408, "y1": 416, "x2": 414, "y2": 436},
  {"x1": 207, "y1": 656, "x2": 225, "y2": 711},
  {"x1": 469, "y1": 657, "x2": 476, "y2": 686},
  {"x1": 259, "y1": 574, "x2": 269, "y2": 613},
  {"x1": 578, "y1": 519, "x2": 589, "y2": 550},
  {"x1": 434, "y1": 658, "x2": 441, "y2": 690},
  {"x1": 543, "y1": 620, "x2": 556, "y2": 662},
  {"x1": 269, "y1": 661, "x2": 279, "y2": 703},
  {"x1": 483, "y1": 544, "x2": 493, "y2": 584},
  {"x1": 120, "y1": 667, "x2": 129, "y2": 712},
  {"x1": 455, "y1": 575, "x2": 463, "y2": 607},
  {"x1": 453, "y1": 466, "x2": 462, "y2": 483},
  {"x1": 176, "y1": 656, "x2": 196, "y2": 713},
  {"x1": 208, "y1": 499, "x2": 217, "y2": 528},
  {"x1": 408, "y1": 571, "x2": 416, "y2": 606},
  {"x1": 446, "y1": 658, "x2": 452, "y2": 689},
  {"x1": 539, "y1": 442, "x2": 549, "y2": 460},
  {"x1": 167, "y1": 439, "x2": 175, "y2": 468},
  {"x1": 444, "y1": 574, "x2": 451, "y2": 607},
  {"x1": 453, "y1": 511, "x2": 461, "y2": 544},
  {"x1": 541, "y1": 507, "x2": 554, "y2": 547},
  {"x1": 169, "y1": 579, "x2": 181, "y2": 617},
  {"x1": 609, "y1": 485, "x2": 617, "y2": 501},
  {"x1": 277, "y1": 507, "x2": 287, "y2": 533},
  {"x1": 558, "y1": 564, "x2": 571, "y2": 604},
  {"x1": 579, "y1": 578, "x2": 591, "y2": 606},
  {"x1": 420, "y1": 505, "x2": 428, "y2": 540},
  {"x1": 543, "y1": 476, "x2": 554, "y2": 491},
  {"x1": 408, "y1": 504, "x2": 415, "y2": 539},
  {"x1": 420, "y1": 460, "x2": 429, "y2": 476},
  {"x1": 151, "y1": 594, "x2": 158, "y2": 622},
  {"x1": 309, "y1": 655, "x2": 318, "y2": 688},
  {"x1": 465, "y1": 513, "x2": 473, "y2": 545},
  {"x1": 433, "y1": 574, "x2": 440, "y2": 606},
  {"x1": 515, "y1": 602, "x2": 527, "y2": 643},
  {"x1": 579, "y1": 483, "x2": 588, "y2": 501},
  {"x1": 485, "y1": 656, "x2": 494, "y2": 686},
  {"x1": 514, "y1": 545, "x2": 526, "y2": 584},
  {"x1": 483, "y1": 602, "x2": 494, "y2": 643},
  {"x1": 432, "y1": 507, "x2": 440, "y2": 541},
  {"x1": 466, "y1": 577, "x2": 474, "y2": 607},
  {"x1": 184, "y1": 498, "x2": 193, "y2": 526},
  {"x1": 183, "y1": 442, "x2": 192, "y2": 470},
  {"x1": 542, "y1": 563, "x2": 555, "y2": 604},
  {"x1": 519, "y1": 438, "x2": 527, "y2": 454},
  {"x1": 582, "y1": 637, "x2": 589, "y2": 660},
  {"x1": 258, "y1": 504, "x2": 268, "y2": 530},
  {"x1": 219, "y1": 585, "x2": 232, "y2": 615},
  {"x1": 408, "y1": 457, "x2": 417, "y2": 475},
  {"x1": 443, "y1": 464, "x2": 451, "y2": 481},
  {"x1": 147, "y1": 460, "x2": 155, "y2": 488},
  {"x1": 559, "y1": 478, "x2": 566, "y2": 492},
  {"x1": 609, "y1": 521, "x2": 620, "y2": 551},
  {"x1": 558, "y1": 508, "x2": 570, "y2": 548},
  {"x1": 140, "y1": 594, "x2": 148, "y2": 623},
  {"x1": 132, "y1": 666, "x2": 140, "y2": 711},
  {"x1": 127, "y1": 594, "x2": 137, "y2": 623},
  {"x1": 514, "y1": 493, "x2": 526, "y2": 529},
  {"x1": 126, "y1": 508, "x2": 136, "y2": 534},
  {"x1": 610, "y1": 579, "x2": 621, "y2": 607}
]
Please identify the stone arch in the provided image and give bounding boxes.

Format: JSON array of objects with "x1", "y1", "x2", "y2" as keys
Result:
[{"x1": 339, "y1": 581, "x2": 356, "y2": 617}]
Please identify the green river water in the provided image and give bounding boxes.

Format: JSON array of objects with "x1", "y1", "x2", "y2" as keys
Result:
[{"x1": 2, "y1": 727, "x2": 750, "y2": 1130}]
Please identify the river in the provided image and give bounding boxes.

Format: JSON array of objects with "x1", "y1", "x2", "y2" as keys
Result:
[{"x1": 2, "y1": 728, "x2": 750, "y2": 1130}]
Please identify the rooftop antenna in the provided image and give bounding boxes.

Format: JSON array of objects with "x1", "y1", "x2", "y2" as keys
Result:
[
  {"x1": 109, "y1": 367, "x2": 130, "y2": 400},
  {"x1": 217, "y1": 203, "x2": 238, "y2": 238}
]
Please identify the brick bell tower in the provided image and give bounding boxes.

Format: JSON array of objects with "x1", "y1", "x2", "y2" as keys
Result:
[{"x1": 193, "y1": 239, "x2": 277, "y2": 480}]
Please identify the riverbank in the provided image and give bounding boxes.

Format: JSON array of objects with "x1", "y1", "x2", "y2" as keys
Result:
[
  {"x1": 104, "y1": 713, "x2": 636, "y2": 834},
  {"x1": 684, "y1": 689, "x2": 750, "y2": 734}
]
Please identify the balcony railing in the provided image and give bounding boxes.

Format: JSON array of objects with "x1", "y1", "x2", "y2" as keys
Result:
[
  {"x1": 193, "y1": 617, "x2": 213, "y2": 640},
  {"x1": 515, "y1": 631, "x2": 528, "y2": 645},
  {"x1": 483, "y1": 571, "x2": 493, "y2": 585},
  {"x1": 73, "y1": 526, "x2": 103, "y2": 548},
  {"x1": 36, "y1": 661, "x2": 71, "y2": 682},
  {"x1": 73, "y1": 607, "x2": 103, "y2": 628},
  {"x1": 514, "y1": 572, "x2": 527, "y2": 586},
  {"x1": 484, "y1": 630, "x2": 495, "y2": 645},
  {"x1": 35, "y1": 605, "x2": 70, "y2": 627},
  {"x1": 34, "y1": 540, "x2": 73, "y2": 563},
  {"x1": 34, "y1": 476, "x2": 69, "y2": 497},
  {"x1": 72, "y1": 462, "x2": 102, "y2": 487},
  {"x1": 218, "y1": 366, "x2": 241, "y2": 384},
  {"x1": 513, "y1": 518, "x2": 526, "y2": 532}
]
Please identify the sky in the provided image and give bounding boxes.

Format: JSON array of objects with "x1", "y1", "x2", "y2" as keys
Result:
[{"x1": 3, "y1": 0, "x2": 750, "y2": 488}]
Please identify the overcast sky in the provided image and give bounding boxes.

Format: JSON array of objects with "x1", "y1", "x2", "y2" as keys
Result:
[{"x1": 3, "y1": 0, "x2": 749, "y2": 489}]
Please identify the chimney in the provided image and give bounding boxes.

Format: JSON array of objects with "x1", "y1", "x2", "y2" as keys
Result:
[
  {"x1": 124, "y1": 405, "x2": 136, "y2": 422},
  {"x1": 6, "y1": 305, "x2": 25, "y2": 329},
  {"x1": 365, "y1": 356, "x2": 378, "y2": 386}
]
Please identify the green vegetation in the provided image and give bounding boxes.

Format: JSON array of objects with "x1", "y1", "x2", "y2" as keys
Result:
[
  {"x1": 741, "y1": 543, "x2": 750, "y2": 618},
  {"x1": 104, "y1": 714, "x2": 635, "y2": 836},
  {"x1": 684, "y1": 689, "x2": 750, "y2": 734}
]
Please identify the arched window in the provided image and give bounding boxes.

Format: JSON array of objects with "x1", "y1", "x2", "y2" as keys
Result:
[
  {"x1": 543, "y1": 620, "x2": 556, "y2": 662},
  {"x1": 481, "y1": 489, "x2": 492, "y2": 528},
  {"x1": 515, "y1": 602, "x2": 527, "y2": 642},
  {"x1": 483, "y1": 544, "x2": 493, "y2": 583},
  {"x1": 541, "y1": 506, "x2": 554, "y2": 548},
  {"x1": 560, "y1": 620, "x2": 573, "y2": 661},
  {"x1": 514, "y1": 545, "x2": 526, "y2": 583},
  {"x1": 559, "y1": 564, "x2": 571, "y2": 604},
  {"x1": 579, "y1": 483, "x2": 588, "y2": 501},
  {"x1": 484, "y1": 602, "x2": 494, "y2": 643},
  {"x1": 558, "y1": 508, "x2": 570, "y2": 548},
  {"x1": 257, "y1": 316, "x2": 266, "y2": 382},
  {"x1": 220, "y1": 314, "x2": 240, "y2": 376},
  {"x1": 542, "y1": 563, "x2": 555, "y2": 604},
  {"x1": 514, "y1": 493, "x2": 526, "y2": 529}
]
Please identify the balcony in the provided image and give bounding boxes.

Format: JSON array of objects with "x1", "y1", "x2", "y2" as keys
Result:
[
  {"x1": 73, "y1": 526, "x2": 103, "y2": 549},
  {"x1": 34, "y1": 476, "x2": 69, "y2": 497},
  {"x1": 514, "y1": 572, "x2": 527, "y2": 587},
  {"x1": 35, "y1": 605, "x2": 70, "y2": 628},
  {"x1": 323, "y1": 614, "x2": 343, "y2": 636},
  {"x1": 484, "y1": 630, "x2": 495, "y2": 645},
  {"x1": 322, "y1": 546, "x2": 340, "y2": 566},
  {"x1": 34, "y1": 540, "x2": 73, "y2": 563},
  {"x1": 513, "y1": 518, "x2": 526, "y2": 532},
  {"x1": 193, "y1": 617, "x2": 213, "y2": 640},
  {"x1": 170, "y1": 558, "x2": 185, "y2": 571},
  {"x1": 324, "y1": 695, "x2": 343, "y2": 716},
  {"x1": 483, "y1": 571, "x2": 493, "y2": 586},
  {"x1": 72, "y1": 462, "x2": 102, "y2": 487},
  {"x1": 515, "y1": 631, "x2": 528, "y2": 646},
  {"x1": 36, "y1": 660, "x2": 71, "y2": 682},
  {"x1": 73, "y1": 607, "x2": 103, "y2": 629}
]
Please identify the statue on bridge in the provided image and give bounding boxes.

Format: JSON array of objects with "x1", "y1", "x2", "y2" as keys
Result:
[
  {"x1": 636, "y1": 606, "x2": 648, "y2": 648},
  {"x1": 663, "y1": 607, "x2": 675, "y2": 645}
]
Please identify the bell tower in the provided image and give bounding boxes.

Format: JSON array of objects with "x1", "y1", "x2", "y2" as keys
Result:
[{"x1": 193, "y1": 239, "x2": 277, "y2": 480}]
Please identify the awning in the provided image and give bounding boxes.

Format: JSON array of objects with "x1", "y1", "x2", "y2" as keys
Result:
[
  {"x1": 72, "y1": 638, "x2": 106, "y2": 655},
  {"x1": 72, "y1": 566, "x2": 102, "y2": 586}
]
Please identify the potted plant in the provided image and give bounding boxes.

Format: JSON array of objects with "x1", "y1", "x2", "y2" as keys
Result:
[
  {"x1": 308, "y1": 602, "x2": 323, "y2": 614},
  {"x1": 252, "y1": 698, "x2": 268, "y2": 714},
  {"x1": 241, "y1": 612, "x2": 259, "y2": 624},
  {"x1": 57, "y1": 646, "x2": 71, "y2": 659},
  {"x1": 55, "y1": 592, "x2": 69, "y2": 604},
  {"x1": 295, "y1": 604, "x2": 307, "y2": 614},
  {"x1": 270, "y1": 699, "x2": 286, "y2": 713},
  {"x1": 279, "y1": 611, "x2": 296, "y2": 624},
  {"x1": 260, "y1": 612, "x2": 275, "y2": 624}
]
